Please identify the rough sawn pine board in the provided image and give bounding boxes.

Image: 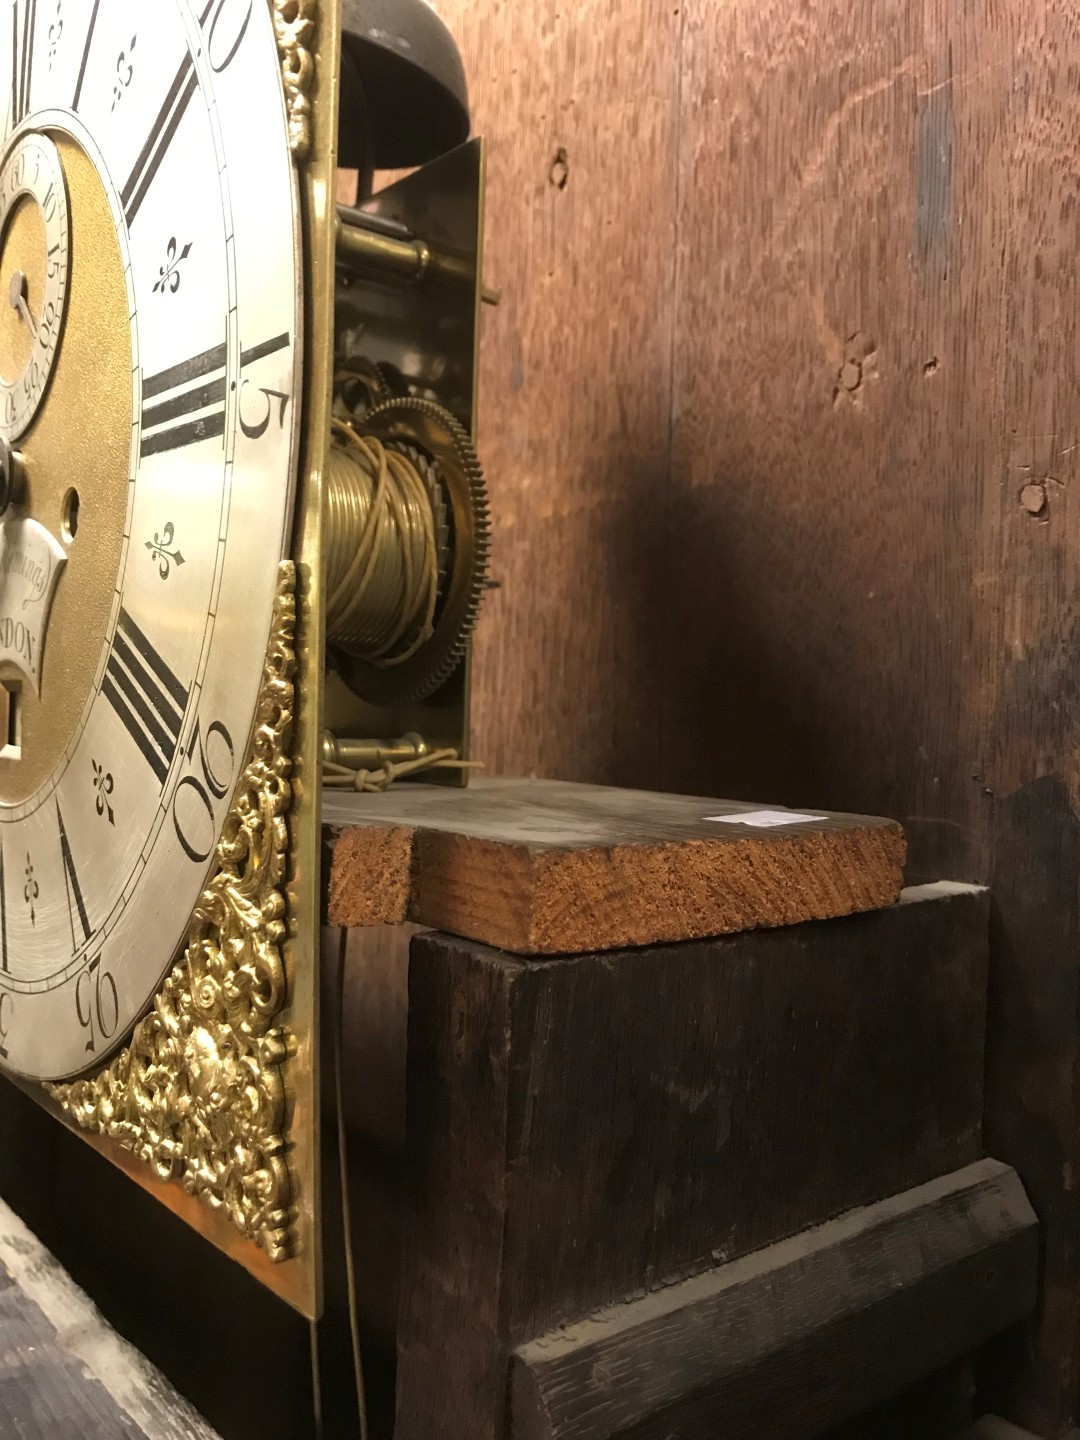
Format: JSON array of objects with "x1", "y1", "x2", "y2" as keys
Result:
[{"x1": 324, "y1": 777, "x2": 906, "y2": 953}]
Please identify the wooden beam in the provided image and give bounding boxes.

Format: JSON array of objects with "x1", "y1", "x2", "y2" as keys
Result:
[
  {"x1": 325, "y1": 777, "x2": 905, "y2": 952},
  {"x1": 512, "y1": 1161, "x2": 1038, "y2": 1440}
]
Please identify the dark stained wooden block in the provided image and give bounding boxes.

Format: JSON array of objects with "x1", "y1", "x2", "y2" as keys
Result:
[
  {"x1": 394, "y1": 882, "x2": 992, "y2": 1440},
  {"x1": 325, "y1": 777, "x2": 906, "y2": 952},
  {"x1": 512, "y1": 1160, "x2": 1038, "y2": 1440}
]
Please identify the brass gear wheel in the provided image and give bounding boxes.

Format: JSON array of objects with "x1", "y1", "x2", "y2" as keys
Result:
[
  {"x1": 332, "y1": 357, "x2": 394, "y2": 420},
  {"x1": 332, "y1": 396, "x2": 490, "y2": 705}
]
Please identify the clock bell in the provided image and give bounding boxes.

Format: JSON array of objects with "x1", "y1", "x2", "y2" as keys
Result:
[{"x1": 0, "y1": 0, "x2": 490, "y2": 1322}]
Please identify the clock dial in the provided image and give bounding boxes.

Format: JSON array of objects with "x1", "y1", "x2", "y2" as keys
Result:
[
  {"x1": 0, "y1": 0, "x2": 301, "y2": 1082},
  {"x1": 0, "y1": 130, "x2": 68, "y2": 438}
]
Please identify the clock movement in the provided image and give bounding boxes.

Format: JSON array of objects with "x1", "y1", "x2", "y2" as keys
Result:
[{"x1": 0, "y1": 0, "x2": 489, "y2": 1320}]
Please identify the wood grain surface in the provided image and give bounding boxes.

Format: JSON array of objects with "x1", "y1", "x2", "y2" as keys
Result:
[
  {"x1": 326, "y1": 778, "x2": 905, "y2": 951},
  {"x1": 0, "y1": 1199, "x2": 219, "y2": 1440},
  {"x1": 431, "y1": 0, "x2": 679, "y2": 787},
  {"x1": 396, "y1": 882, "x2": 989, "y2": 1439},
  {"x1": 0, "y1": 1077, "x2": 318, "y2": 1440},
  {"x1": 511, "y1": 1160, "x2": 1038, "y2": 1440},
  {"x1": 429, "y1": 0, "x2": 1080, "y2": 1424}
]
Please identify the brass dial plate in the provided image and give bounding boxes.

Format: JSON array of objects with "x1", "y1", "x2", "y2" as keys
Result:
[{"x1": 0, "y1": 0, "x2": 301, "y2": 1083}]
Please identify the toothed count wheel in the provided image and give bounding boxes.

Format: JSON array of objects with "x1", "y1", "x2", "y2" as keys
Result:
[{"x1": 333, "y1": 396, "x2": 490, "y2": 705}]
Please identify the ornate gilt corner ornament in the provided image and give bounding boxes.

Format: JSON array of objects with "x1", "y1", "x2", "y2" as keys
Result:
[
  {"x1": 49, "y1": 563, "x2": 299, "y2": 1264},
  {"x1": 273, "y1": 0, "x2": 317, "y2": 160}
]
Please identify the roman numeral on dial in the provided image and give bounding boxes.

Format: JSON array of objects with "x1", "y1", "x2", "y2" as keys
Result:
[
  {"x1": 11, "y1": 0, "x2": 37, "y2": 127},
  {"x1": 121, "y1": 41, "x2": 200, "y2": 228},
  {"x1": 0, "y1": 842, "x2": 7, "y2": 973},
  {"x1": 72, "y1": 0, "x2": 102, "y2": 112},
  {"x1": 141, "y1": 341, "x2": 227, "y2": 458},
  {"x1": 140, "y1": 333, "x2": 291, "y2": 458},
  {"x1": 58, "y1": 802, "x2": 90, "y2": 951},
  {"x1": 102, "y1": 609, "x2": 188, "y2": 785}
]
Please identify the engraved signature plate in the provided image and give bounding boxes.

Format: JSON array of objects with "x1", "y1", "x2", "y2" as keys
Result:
[{"x1": 0, "y1": 516, "x2": 66, "y2": 693}]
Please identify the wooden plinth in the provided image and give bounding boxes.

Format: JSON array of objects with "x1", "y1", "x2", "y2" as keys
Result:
[
  {"x1": 513, "y1": 1161, "x2": 1037, "y2": 1440},
  {"x1": 393, "y1": 881, "x2": 1022, "y2": 1440},
  {"x1": 324, "y1": 777, "x2": 906, "y2": 953}
]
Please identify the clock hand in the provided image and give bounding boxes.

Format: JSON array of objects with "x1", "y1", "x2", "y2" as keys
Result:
[
  {"x1": 7, "y1": 270, "x2": 36, "y2": 337},
  {"x1": 0, "y1": 437, "x2": 25, "y2": 517}
]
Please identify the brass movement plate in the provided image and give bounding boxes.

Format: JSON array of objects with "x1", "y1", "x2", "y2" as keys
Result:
[{"x1": 328, "y1": 138, "x2": 487, "y2": 781}]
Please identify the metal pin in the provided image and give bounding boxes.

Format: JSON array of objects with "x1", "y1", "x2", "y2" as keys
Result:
[
  {"x1": 336, "y1": 209, "x2": 500, "y2": 304},
  {"x1": 322, "y1": 731, "x2": 432, "y2": 771}
]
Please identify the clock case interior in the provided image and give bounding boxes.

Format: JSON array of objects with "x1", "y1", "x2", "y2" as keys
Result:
[
  {"x1": 10, "y1": 0, "x2": 490, "y2": 1324},
  {"x1": 325, "y1": 0, "x2": 487, "y2": 782},
  {"x1": 324, "y1": 146, "x2": 486, "y2": 780}
]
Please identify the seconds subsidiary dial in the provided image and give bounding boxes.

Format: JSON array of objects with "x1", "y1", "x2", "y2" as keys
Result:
[
  {"x1": 0, "y1": 130, "x2": 68, "y2": 438},
  {"x1": 0, "y1": 0, "x2": 301, "y2": 1082}
]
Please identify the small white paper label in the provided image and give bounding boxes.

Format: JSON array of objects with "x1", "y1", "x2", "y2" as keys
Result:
[{"x1": 705, "y1": 809, "x2": 827, "y2": 829}]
